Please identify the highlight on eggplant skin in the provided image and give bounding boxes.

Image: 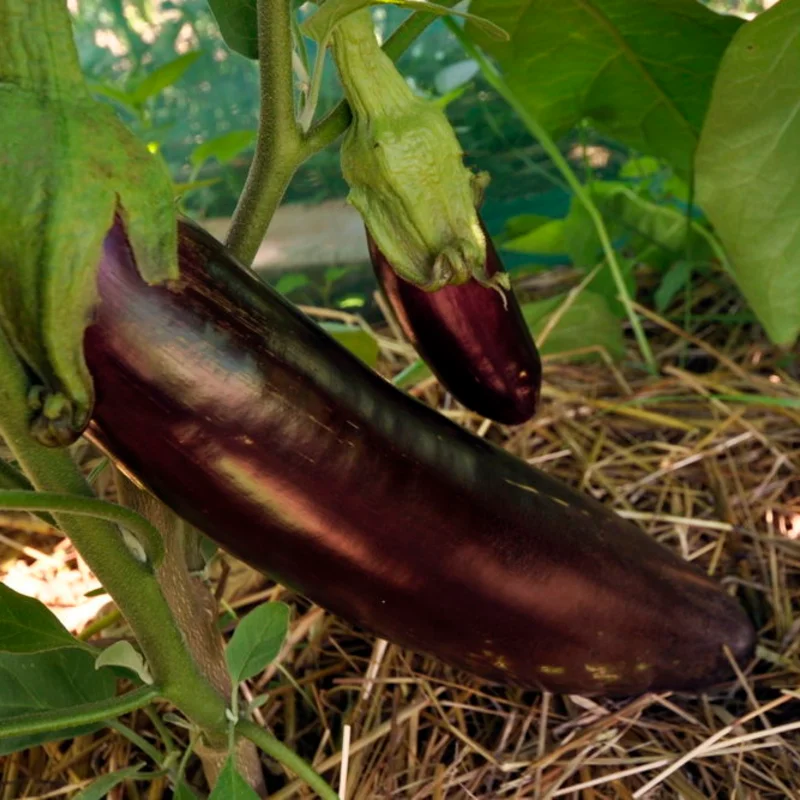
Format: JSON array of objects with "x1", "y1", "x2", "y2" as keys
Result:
[
  {"x1": 83, "y1": 217, "x2": 756, "y2": 696},
  {"x1": 368, "y1": 221, "x2": 542, "y2": 426}
]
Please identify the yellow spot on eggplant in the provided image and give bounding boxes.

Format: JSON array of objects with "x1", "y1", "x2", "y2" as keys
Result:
[
  {"x1": 493, "y1": 656, "x2": 509, "y2": 670},
  {"x1": 635, "y1": 663, "x2": 652, "y2": 672},
  {"x1": 585, "y1": 664, "x2": 621, "y2": 683},
  {"x1": 539, "y1": 665, "x2": 565, "y2": 675},
  {"x1": 504, "y1": 478, "x2": 540, "y2": 495}
]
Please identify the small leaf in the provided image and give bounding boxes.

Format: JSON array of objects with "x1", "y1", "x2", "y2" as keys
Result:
[
  {"x1": 522, "y1": 292, "x2": 625, "y2": 363},
  {"x1": 209, "y1": 755, "x2": 262, "y2": 799},
  {"x1": 0, "y1": 584, "x2": 84, "y2": 654},
  {"x1": 321, "y1": 323, "x2": 380, "y2": 368},
  {"x1": 208, "y1": 0, "x2": 259, "y2": 60},
  {"x1": 275, "y1": 274, "x2": 312, "y2": 296},
  {"x1": 655, "y1": 260, "x2": 693, "y2": 312},
  {"x1": 95, "y1": 641, "x2": 153, "y2": 685},
  {"x1": 189, "y1": 130, "x2": 257, "y2": 169},
  {"x1": 89, "y1": 82, "x2": 139, "y2": 109},
  {"x1": 173, "y1": 178, "x2": 222, "y2": 198},
  {"x1": 226, "y1": 602, "x2": 290, "y2": 684},
  {"x1": 619, "y1": 156, "x2": 663, "y2": 180},
  {"x1": 174, "y1": 781, "x2": 202, "y2": 800},
  {"x1": 0, "y1": 647, "x2": 116, "y2": 755},
  {"x1": 73, "y1": 766, "x2": 145, "y2": 800},
  {"x1": 130, "y1": 51, "x2": 202, "y2": 106},
  {"x1": 434, "y1": 59, "x2": 479, "y2": 95},
  {"x1": 324, "y1": 266, "x2": 353, "y2": 285},
  {"x1": 502, "y1": 219, "x2": 567, "y2": 256},
  {"x1": 392, "y1": 358, "x2": 432, "y2": 389}
]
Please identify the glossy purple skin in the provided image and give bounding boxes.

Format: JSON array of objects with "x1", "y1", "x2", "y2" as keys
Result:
[
  {"x1": 83, "y1": 218, "x2": 756, "y2": 696},
  {"x1": 369, "y1": 224, "x2": 541, "y2": 425}
]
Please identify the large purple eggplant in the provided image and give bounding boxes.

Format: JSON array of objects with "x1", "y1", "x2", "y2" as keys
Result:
[
  {"x1": 369, "y1": 223, "x2": 541, "y2": 425},
  {"x1": 82, "y1": 217, "x2": 755, "y2": 696}
]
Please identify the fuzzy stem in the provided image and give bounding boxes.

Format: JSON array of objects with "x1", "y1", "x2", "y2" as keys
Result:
[
  {"x1": 0, "y1": 329, "x2": 229, "y2": 743},
  {"x1": 237, "y1": 719, "x2": 340, "y2": 800},
  {"x1": 304, "y1": 2, "x2": 459, "y2": 154},
  {"x1": 330, "y1": 9, "x2": 414, "y2": 119},
  {"x1": 225, "y1": 0, "x2": 302, "y2": 266},
  {"x1": 0, "y1": 0, "x2": 88, "y2": 96}
]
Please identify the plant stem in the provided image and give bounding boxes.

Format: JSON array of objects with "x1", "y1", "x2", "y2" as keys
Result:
[
  {"x1": 107, "y1": 718, "x2": 166, "y2": 766},
  {"x1": 226, "y1": 0, "x2": 302, "y2": 266},
  {"x1": 447, "y1": 21, "x2": 657, "y2": 374},
  {"x1": 226, "y1": 1, "x2": 457, "y2": 266},
  {"x1": 303, "y1": 1, "x2": 459, "y2": 154},
  {"x1": 236, "y1": 718, "x2": 340, "y2": 800},
  {"x1": 0, "y1": 489, "x2": 164, "y2": 565},
  {"x1": 0, "y1": 330, "x2": 229, "y2": 743},
  {"x1": 0, "y1": 686, "x2": 159, "y2": 740}
]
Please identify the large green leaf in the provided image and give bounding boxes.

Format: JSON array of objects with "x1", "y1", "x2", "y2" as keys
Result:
[
  {"x1": 695, "y1": 0, "x2": 800, "y2": 347},
  {"x1": 0, "y1": 584, "x2": 84, "y2": 654},
  {"x1": 0, "y1": 647, "x2": 117, "y2": 755},
  {"x1": 467, "y1": 0, "x2": 742, "y2": 177},
  {"x1": 209, "y1": 756, "x2": 262, "y2": 799}
]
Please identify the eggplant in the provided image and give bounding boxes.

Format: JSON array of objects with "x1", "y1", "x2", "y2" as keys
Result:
[
  {"x1": 369, "y1": 223, "x2": 542, "y2": 425},
  {"x1": 82, "y1": 217, "x2": 756, "y2": 696}
]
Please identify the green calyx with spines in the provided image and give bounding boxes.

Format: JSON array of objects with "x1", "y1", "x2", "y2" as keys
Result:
[
  {"x1": 0, "y1": 0, "x2": 179, "y2": 446},
  {"x1": 330, "y1": 8, "x2": 506, "y2": 294}
]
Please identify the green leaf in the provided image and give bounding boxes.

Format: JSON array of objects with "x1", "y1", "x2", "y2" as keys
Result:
[
  {"x1": 0, "y1": 584, "x2": 83, "y2": 654},
  {"x1": 173, "y1": 178, "x2": 222, "y2": 198},
  {"x1": 392, "y1": 358, "x2": 433, "y2": 389},
  {"x1": 209, "y1": 756, "x2": 262, "y2": 800},
  {"x1": 502, "y1": 218, "x2": 567, "y2": 255},
  {"x1": 563, "y1": 182, "x2": 709, "y2": 273},
  {"x1": 695, "y1": 0, "x2": 800, "y2": 347},
  {"x1": 0, "y1": 647, "x2": 116, "y2": 755},
  {"x1": 584, "y1": 257, "x2": 637, "y2": 320},
  {"x1": 174, "y1": 781, "x2": 202, "y2": 800},
  {"x1": 521, "y1": 292, "x2": 626, "y2": 362},
  {"x1": 321, "y1": 322, "x2": 380, "y2": 369},
  {"x1": 208, "y1": 0, "x2": 259, "y2": 60},
  {"x1": 73, "y1": 766, "x2": 145, "y2": 800},
  {"x1": 189, "y1": 130, "x2": 257, "y2": 169},
  {"x1": 95, "y1": 641, "x2": 153, "y2": 685},
  {"x1": 88, "y1": 82, "x2": 139, "y2": 109},
  {"x1": 468, "y1": 0, "x2": 742, "y2": 177},
  {"x1": 130, "y1": 51, "x2": 202, "y2": 106},
  {"x1": 655, "y1": 260, "x2": 693, "y2": 312},
  {"x1": 619, "y1": 157, "x2": 663, "y2": 180},
  {"x1": 275, "y1": 273, "x2": 312, "y2": 297},
  {"x1": 226, "y1": 602, "x2": 290, "y2": 684}
]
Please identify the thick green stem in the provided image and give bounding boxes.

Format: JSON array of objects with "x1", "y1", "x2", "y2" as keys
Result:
[
  {"x1": 0, "y1": 685, "x2": 159, "y2": 740},
  {"x1": 226, "y1": 0, "x2": 302, "y2": 266},
  {"x1": 0, "y1": 330, "x2": 228, "y2": 742},
  {"x1": 447, "y1": 20, "x2": 657, "y2": 373},
  {"x1": 236, "y1": 719, "x2": 340, "y2": 800},
  {"x1": 0, "y1": 0, "x2": 88, "y2": 96}
]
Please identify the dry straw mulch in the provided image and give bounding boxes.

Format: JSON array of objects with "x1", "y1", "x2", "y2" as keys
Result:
[{"x1": 1, "y1": 276, "x2": 798, "y2": 799}]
